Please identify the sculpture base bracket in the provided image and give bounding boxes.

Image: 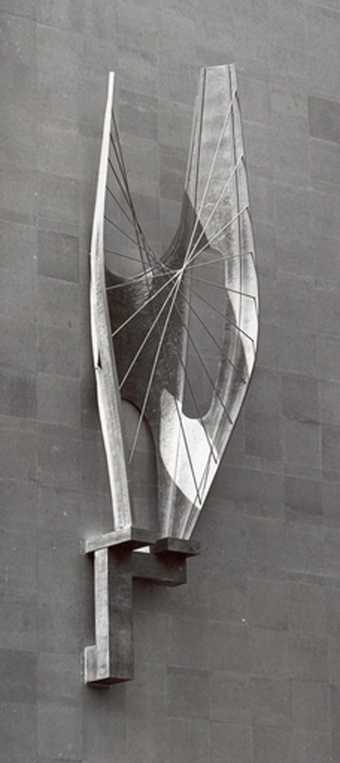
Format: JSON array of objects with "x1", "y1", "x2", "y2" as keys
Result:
[{"x1": 84, "y1": 529, "x2": 199, "y2": 686}]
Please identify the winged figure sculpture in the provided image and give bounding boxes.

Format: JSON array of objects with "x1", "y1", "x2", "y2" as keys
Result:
[{"x1": 90, "y1": 64, "x2": 259, "y2": 542}]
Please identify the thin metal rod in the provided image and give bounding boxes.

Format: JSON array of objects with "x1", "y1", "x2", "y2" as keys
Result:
[
  {"x1": 189, "y1": 282, "x2": 256, "y2": 346},
  {"x1": 185, "y1": 250, "x2": 255, "y2": 273},
  {"x1": 183, "y1": 95, "x2": 235, "y2": 267},
  {"x1": 109, "y1": 128, "x2": 161, "y2": 269},
  {"x1": 185, "y1": 154, "x2": 244, "y2": 265},
  {"x1": 105, "y1": 184, "x2": 136, "y2": 228},
  {"x1": 104, "y1": 216, "x2": 140, "y2": 247},
  {"x1": 104, "y1": 248, "x2": 146, "y2": 264},
  {"x1": 170, "y1": 330, "x2": 218, "y2": 465},
  {"x1": 192, "y1": 274, "x2": 257, "y2": 302},
  {"x1": 118, "y1": 278, "x2": 180, "y2": 390},
  {"x1": 179, "y1": 284, "x2": 246, "y2": 384},
  {"x1": 128, "y1": 275, "x2": 184, "y2": 464},
  {"x1": 107, "y1": 157, "x2": 132, "y2": 209},
  {"x1": 172, "y1": 299, "x2": 234, "y2": 425},
  {"x1": 186, "y1": 205, "x2": 248, "y2": 269},
  {"x1": 111, "y1": 270, "x2": 179, "y2": 338}
]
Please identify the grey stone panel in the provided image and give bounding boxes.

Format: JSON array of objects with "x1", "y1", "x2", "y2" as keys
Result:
[
  {"x1": 322, "y1": 481, "x2": 340, "y2": 526},
  {"x1": 306, "y1": 4, "x2": 340, "y2": 99},
  {"x1": 208, "y1": 572, "x2": 248, "y2": 624},
  {"x1": 134, "y1": 611, "x2": 169, "y2": 665},
  {"x1": 0, "y1": 165, "x2": 37, "y2": 225},
  {"x1": 245, "y1": 517, "x2": 287, "y2": 575},
  {"x1": 277, "y1": 329, "x2": 316, "y2": 377},
  {"x1": 288, "y1": 633, "x2": 328, "y2": 681},
  {"x1": 0, "y1": 702, "x2": 37, "y2": 763},
  {"x1": 245, "y1": 414, "x2": 282, "y2": 461},
  {"x1": 319, "y1": 381, "x2": 340, "y2": 425},
  {"x1": 309, "y1": 95, "x2": 340, "y2": 144},
  {"x1": 246, "y1": 368, "x2": 280, "y2": 418},
  {"x1": 37, "y1": 373, "x2": 81, "y2": 430},
  {"x1": 248, "y1": 578, "x2": 289, "y2": 631},
  {"x1": 0, "y1": 649, "x2": 37, "y2": 703},
  {"x1": 37, "y1": 423, "x2": 82, "y2": 491},
  {"x1": 0, "y1": 15, "x2": 36, "y2": 113},
  {"x1": 285, "y1": 476, "x2": 322, "y2": 520},
  {"x1": 168, "y1": 614, "x2": 209, "y2": 670},
  {"x1": 315, "y1": 286, "x2": 340, "y2": 337},
  {"x1": 37, "y1": 277, "x2": 80, "y2": 331},
  {"x1": 0, "y1": 316, "x2": 37, "y2": 373},
  {"x1": 310, "y1": 138, "x2": 340, "y2": 195},
  {"x1": 292, "y1": 680, "x2": 330, "y2": 730},
  {"x1": 38, "y1": 230, "x2": 79, "y2": 283},
  {"x1": 0, "y1": 101, "x2": 37, "y2": 170},
  {"x1": 272, "y1": 126, "x2": 310, "y2": 186},
  {"x1": 290, "y1": 730, "x2": 332, "y2": 763},
  {"x1": 37, "y1": 702, "x2": 82, "y2": 761},
  {"x1": 36, "y1": 26, "x2": 82, "y2": 123},
  {"x1": 328, "y1": 637, "x2": 340, "y2": 685},
  {"x1": 276, "y1": 274, "x2": 316, "y2": 334},
  {"x1": 0, "y1": 219, "x2": 36, "y2": 273},
  {"x1": 0, "y1": 366, "x2": 36, "y2": 419},
  {"x1": 127, "y1": 719, "x2": 169, "y2": 763},
  {"x1": 117, "y1": 45, "x2": 158, "y2": 98},
  {"x1": 0, "y1": 527, "x2": 37, "y2": 598},
  {"x1": 276, "y1": 236, "x2": 315, "y2": 280},
  {"x1": 210, "y1": 672, "x2": 250, "y2": 724},
  {"x1": 0, "y1": 593, "x2": 37, "y2": 652},
  {"x1": 250, "y1": 628, "x2": 289, "y2": 677},
  {"x1": 274, "y1": 184, "x2": 310, "y2": 242},
  {"x1": 81, "y1": 437, "x2": 111, "y2": 496},
  {"x1": 167, "y1": 667, "x2": 209, "y2": 719},
  {"x1": 289, "y1": 580, "x2": 327, "y2": 635},
  {"x1": 0, "y1": 267, "x2": 34, "y2": 324},
  {"x1": 271, "y1": 84, "x2": 308, "y2": 133},
  {"x1": 38, "y1": 173, "x2": 80, "y2": 235},
  {"x1": 36, "y1": 0, "x2": 87, "y2": 33},
  {"x1": 37, "y1": 485, "x2": 81, "y2": 535},
  {"x1": 250, "y1": 676, "x2": 291, "y2": 725},
  {"x1": 211, "y1": 464, "x2": 284, "y2": 508},
  {"x1": 119, "y1": 89, "x2": 158, "y2": 141},
  {"x1": 322, "y1": 423, "x2": 340, "y2": 478},
  {"x1": 283, "y1": 419, "x2": 322, "y2": 469},
  {"x1": 124, "y1": 659, "x2": 166, "y2": 721},
  {"x1": 310, "y1": 189, "x2": 340, "y2": 241},
  {"x1": 0, "y1": 426, "x2": 37, "y2": 482},
  {"x1": 209, "y1": 621, "x2": 250, "y2": 673},
  {"x1": 168, "y1": 718, "x2": 210, "y2": 763},
  {"x1": 0, "y1": 0, "x2": 35, "y2": 17},
  {"x1": 281, "y1": 373, "x2": 319, "y2": 424},
  {"x1": 313, "y1": 236, "x2": 340, "y2": 287},
  {"x1": 316, "y1": 335, "x2": 340, "y2": 381},
  {"x1": 38, "y1": 324, "x2": 81, "y2": 378},
  {"x1": 210, "y1": 721, "x2": 253, "y2": 763},
  {"x1": 326, "y1": 586, "x2": 340, "y2": 637},
  {"x1": 285, "y1": 522, "x2": 324, "y2": 577},
  {"x1": 253, "y1": 724, "x2": 291, "y2": 763}
]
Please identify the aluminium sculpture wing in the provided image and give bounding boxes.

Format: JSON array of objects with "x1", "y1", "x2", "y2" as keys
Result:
[{"x1": 90, "y1": 65, "x2": 259, "y2": 541}]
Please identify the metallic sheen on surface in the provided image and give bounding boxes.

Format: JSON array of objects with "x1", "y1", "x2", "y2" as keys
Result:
[{"x1": 89, "y1": 64, "x2": 259, "y2": 541}]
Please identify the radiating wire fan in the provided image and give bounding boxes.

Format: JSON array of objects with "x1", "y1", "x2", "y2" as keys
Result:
[{"x1": 90, "y1": 65, "x2": 259, "y2": 541}]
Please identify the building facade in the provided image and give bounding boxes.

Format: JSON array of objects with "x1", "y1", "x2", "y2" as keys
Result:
[{"x1": 1, "y1": 0, "x2": 340, "y2": 760}]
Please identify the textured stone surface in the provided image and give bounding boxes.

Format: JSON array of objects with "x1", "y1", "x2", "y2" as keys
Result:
[{"x1": 1, "y1": 0, "x2": 340, "y2": 760}]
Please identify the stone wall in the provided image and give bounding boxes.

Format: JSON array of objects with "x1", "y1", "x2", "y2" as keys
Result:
[{"x1": 1, "y1": 0, "x2": 340, "y2": 760}]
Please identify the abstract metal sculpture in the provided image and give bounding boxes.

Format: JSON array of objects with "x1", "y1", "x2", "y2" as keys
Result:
[{"x1": 85, "y1": 65, "x2": 259, "y2": 685}]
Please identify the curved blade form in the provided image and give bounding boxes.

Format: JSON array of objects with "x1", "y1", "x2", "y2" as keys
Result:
[{"x1": 90, "y1": 65, "x2": 259, "y2": 540}]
